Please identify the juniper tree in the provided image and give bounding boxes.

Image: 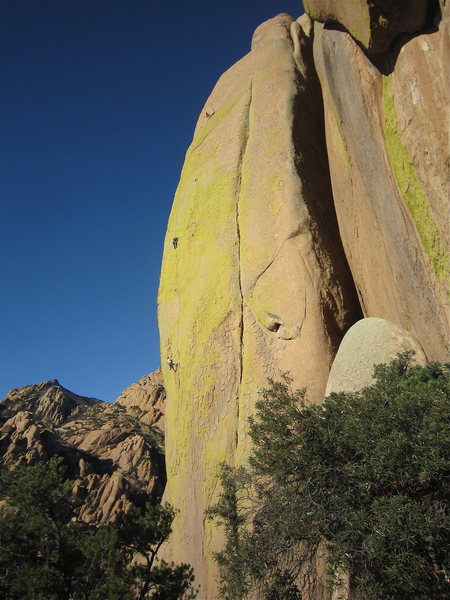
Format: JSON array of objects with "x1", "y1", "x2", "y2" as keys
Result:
[
  {"x1": 209, "y1": 354, "x2": 450, "y2": 600},
  {"x1": 0, "y1": 457, "x2": 196, "y2": 600}
]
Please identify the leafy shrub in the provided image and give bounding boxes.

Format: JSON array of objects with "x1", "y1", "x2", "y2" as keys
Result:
[{"x1": 209, "y1": 354, "x2": 449, "y2": 600}]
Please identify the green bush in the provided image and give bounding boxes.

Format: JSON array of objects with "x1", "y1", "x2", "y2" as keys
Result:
[
  {"x1": 0, "y1": 457, "x2": 196, "y2": 600},
  {"x1": 209, "y1": 354, "x2": 450, "y2": 600}
]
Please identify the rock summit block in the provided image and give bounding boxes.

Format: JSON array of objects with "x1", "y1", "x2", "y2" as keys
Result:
[{"x1": 304, "y1": 0, "x2": 430, "y2": 54}]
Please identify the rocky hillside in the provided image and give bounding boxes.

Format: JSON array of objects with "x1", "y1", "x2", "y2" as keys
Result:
[
  {"x1": 157, "y1": 1, "x2": 449, "y2": 597},
  {"x1": 0, "y1": 372, "x2": 166, "y2": 524},
  {"x1": 115, "y1": 368, "x2": 166, "y2": 430}
]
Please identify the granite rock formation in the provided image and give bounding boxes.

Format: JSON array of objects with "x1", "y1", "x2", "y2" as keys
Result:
[
  {"x1": 303, "y1": 0, "x2": 430, "y2": 54},
  {"x1": 325, "y1": 317, "x2": 427, "y2": 395},
  {"x1": 0, "y1": 375, "x2": 166, "y2": 524},
  {"x1": 116, "y1": 368, "x2": 166, "y2": 430},
  {"x1": 313, "y1": 9, "x2": 449, "y2": 362},
  {"x1": 158, "y1": 13, "x2": 362, "y2": 596},
  {"x1": 158, "y1": 3, "x2": 449, "y2": 597}
]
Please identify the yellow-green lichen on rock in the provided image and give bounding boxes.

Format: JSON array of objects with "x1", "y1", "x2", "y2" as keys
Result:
[
  {"x1": 158, "y1": 13, "x2": 361, "y2": 599},
  {"x1": 157, "y1": 7, "x2": 449, "y2": 599},
  {"x1": 158, "y1": 81, "x2": 249, "y2": 595},
  {"x1": 382, "y1": 76, "x2": 450, "y2": 290},
  {"x1": 313, "y1": 19, "x2": 449, "y2": 362}
]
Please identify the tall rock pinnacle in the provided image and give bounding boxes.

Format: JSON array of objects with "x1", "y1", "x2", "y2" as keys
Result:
[
  {"x1": 158, "y1": 13, "x2": 361, "y2": 597},
  {"x1": 158, "y1": 5, "x2": 449, "y2": 598}
]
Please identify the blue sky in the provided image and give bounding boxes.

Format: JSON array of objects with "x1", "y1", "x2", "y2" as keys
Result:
[{"x1": 0, "y1": 0, "x2": 304, "y2": 403}]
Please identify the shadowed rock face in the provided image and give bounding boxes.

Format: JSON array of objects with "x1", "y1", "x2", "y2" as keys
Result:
[
  {"x1": 303, "y1": 0, "x2": 430, "y2": 54},
  {"x1": 0, "y1": 375, "x2": 166, "y2": 524},
  {"x1": 313, "y1": 8, "x2": 449, "y2": 361}
]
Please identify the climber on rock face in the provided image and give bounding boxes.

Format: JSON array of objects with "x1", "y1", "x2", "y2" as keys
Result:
[
  {"x1": 172, "y1": 237, "x2": 178, "y2": 249},
  {"x1": 167, "y1": 357, "x2": 177, "y2": 371}
]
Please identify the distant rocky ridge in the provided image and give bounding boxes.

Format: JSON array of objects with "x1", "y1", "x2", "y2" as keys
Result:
[{"x1": 0, "y1": 371, "x2": 166, "y2": 524}]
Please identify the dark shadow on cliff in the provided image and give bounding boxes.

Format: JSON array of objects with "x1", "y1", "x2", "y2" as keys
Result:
[
  {"x1": 372, "y1": 0, "x2": 442, "y2": 74},
  {"x1": 323, "y1": 0, "x2": 442, "y2": 75},
  {"x1": 291, "y1": 28, "x2": 363, "y2": 351}
]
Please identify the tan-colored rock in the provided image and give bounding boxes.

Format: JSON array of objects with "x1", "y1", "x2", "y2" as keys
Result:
[
  {"x1": 115, "y1": 368, "x2": 165, "y2": 430},
  {"x1": 155, "y1": 5, "x2": 448, "y2": 597},
  {"x1": 158, "y1": 13, "x2": 361, "y2": 597},
  {"x1": 0, "y1": 375, "x2": 165, "y2": 524},
  {"x1": 312, "y1": 11, "x2": 449, "y2": 362},
  {"x1": 325, "y1": 317, "x2": 427, "y2": 395},
  {"x1": 0, "y1": 379, "x2": 98, "y2": 426},
  {"x1": 303, "y1": 0, "x2": 430, "y2": 54}
]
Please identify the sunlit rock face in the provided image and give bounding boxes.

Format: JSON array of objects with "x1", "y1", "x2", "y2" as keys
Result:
[
  {"x1": 115, "y1": 368, "x2": 165, "y2": 430},
  {"x1": 0, "y1": 379, "x2": 98, "y2": 426},
  {"x1": 158, "y1": 3, "x2": 448, "y2": 598},
  {"x1": 158, "y1": 13, "x2": 361, "y2": 598},
  {"x1": 0, "y1": 375, "x2": 165, "y2": 524}
]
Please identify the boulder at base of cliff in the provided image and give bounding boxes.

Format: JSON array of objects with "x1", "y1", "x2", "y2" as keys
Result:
[{"x1": 325, "y1": 317, "x2": 427, "y2": 395}]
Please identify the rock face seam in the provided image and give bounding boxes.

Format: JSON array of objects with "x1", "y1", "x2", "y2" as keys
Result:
[
  {"x1": 248, "y1": 226, "x2": 303, "y2": 304},
  {"x1": 313, "y1": 17, "x2": 449, "y2": 359},
  {"x1": 235, "y1": 80, "x2": 253, "y2": 454},
  {"x1": 290, "y1": 19, "x2": 363, "y2": 347}
]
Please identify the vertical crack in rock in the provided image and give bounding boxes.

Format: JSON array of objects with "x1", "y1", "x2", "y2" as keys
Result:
[
  {"x1": 157, "y1": 11, "x2": 449, "y2": 598},
  {"x1": 234, "y1": 80, "x2": 253, "y2": 453},
  {"x1": 313, "y1": 19, "x2": 449, "y2": 359},
  {"x1": 291, "y1": 22, "x2": 363, "y2": 347}
]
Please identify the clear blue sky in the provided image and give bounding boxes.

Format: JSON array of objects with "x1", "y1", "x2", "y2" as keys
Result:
[{"x1": 0, "y1": 0, "x2": 304, "y2": 403}]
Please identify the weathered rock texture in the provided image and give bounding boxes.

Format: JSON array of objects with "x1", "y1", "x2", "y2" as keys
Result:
[
  {"x1": 325, "y1": 317, "x2": 427, "y2": 395},
  {"x1": 158, "y1": 12, "x2": 361, "y2": 597},
  {"x1": 116, "y1": 368, "x2": 165, "y2": 430},
  {"x1": 158, "y1": 4, "x2": 449, "y2": 598},
  {"x1": 303, "y1": 0, "x2": 430, "y2": 54},
  {"x1": 0, "y1": 376, "x2": 166, "y2": 524},
  {"x1": 313, "y1": 7, "x2": 449, "y2": 362}
]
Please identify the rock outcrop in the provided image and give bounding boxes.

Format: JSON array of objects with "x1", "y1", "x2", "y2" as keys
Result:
[
  {"x1": 115, "y1": 368, "x2": 165, "y2": 430},
  {"x1": 325, "y1": 317, "x2": 427, "y2": 395},
  {"x1": 313, "y1": 8, "x2": 449, "y2": 362},
  {"x1": 158, "y1": 13, "x2": 362, "y2": 596},
  {"x1": 303, "y1": 0, "x2": 430, "y2": 54},
  {"x1": 158, "y1": 3, "x2": 449, "y2": 597},
  {"x1": 0, "y1": 379, "x2": 98, "y2": 426},
  {"x1": 0, "y1": 375, "x2": 166, "y2": 524}
]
